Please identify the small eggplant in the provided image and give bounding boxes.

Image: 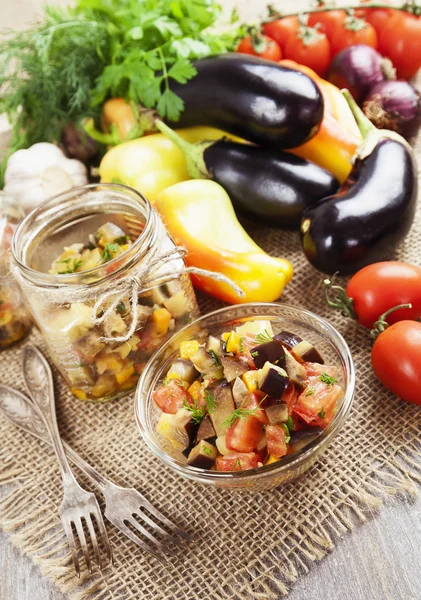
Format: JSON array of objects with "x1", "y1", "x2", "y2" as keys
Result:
[
  {"x1": 250, "y1": 340, "x2": 286, "y2": 369},
  {"x1": 300, "y1": 91, "x2": 418, "y2": 275},
  {"x1": 169, "y1": 53, "x2": 324, "y2": 149},
  {"x1": 155, "y1": 122, "x2": 339, "y2": 228},
  {"x1": 274, "y1": 331, "x2": 324, "y2": 364}
]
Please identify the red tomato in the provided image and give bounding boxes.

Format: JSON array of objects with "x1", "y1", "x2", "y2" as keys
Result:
[
  {"x1": 330, "y1": 18, "x2": 378, "y2": 58},
  {"x1": 266, "y1": 425, "x2": 288, "y2": 458},
  {"x1": 283, "y1": 26, "x2": 331, "y2": 77},
  {"x1": 226, "y1": 414, "x2": 263, "y2": 453},
  {"x1": 236, "y1": 34, "x2": 282, "y2": 61},
  {"x1": 294, "y1": 377, "x2": 342, "y2": 427},
  {"x1": 242, "y1": 391, "x2": 268, "y2": 424},
  {"x1": 215, "y1": 452, "x2": 260, "y2": 472},
  {"x1": 371, "y1": 321, "x2": 421, "y2": 405},
  {"x1": 378, "y1": 12, "x2": 421, "y2": 79},
  {"x1": 307, "y1": 9, "x2": 346, "y2": 40},
  {"x1": 281, "y1": 381, "x2": 300, "y2": 415},
  {"x1": 152, "y1": 380, "x2": 192, "y2": 414},
  {"x1": 330, "y1": 262, "x2": 421, "y2": 329},
  {"x1": 263, "y1": 16, "x2": 300, "y2": 51}
]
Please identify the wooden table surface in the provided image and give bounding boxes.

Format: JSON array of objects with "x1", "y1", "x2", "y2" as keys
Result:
[{"x1": 1, "y1": 1, "x2": 420, "y2": 599}]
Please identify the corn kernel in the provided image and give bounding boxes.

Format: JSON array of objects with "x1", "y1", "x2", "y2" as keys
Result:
[
  {"x1": 241, "y1": 370, "x2": 259, "y2": 392},
  {"x1": 152, "y1": 307, "x2": 171, "y2": 335},
  {"x1": 71, "y1": 388, "x2": 87, "y2": 400},
  {"x1": 116, "y1": 363, "x2": 135, "y2": 385},
  {"x1": 188, "y1": 380, "x2": 201, "y2": 401},
  {"x1": 226, "y1": 331, "x2": 241, "y2": 353},
  {"x1": 180, "y1": 340, "x2": 200, "y2": 359}
]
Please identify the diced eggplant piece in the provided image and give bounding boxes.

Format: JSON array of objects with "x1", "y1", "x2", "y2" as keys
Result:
[
  {"x1": 273, "y1": 331, "x2": 303, "y2": 349},
  {"x1": 257, "y1": 361, "x2": 289, "y2": 398},
  {"x1": 220, "y1": 355, "x2": 248, "y2": 383},
  {"x1": 290, "y1": 427, "x2": 323, "y2": 454},
  {"x1": 196, "y1": 416, "x2": 216, "y2": 441},
  {"x1": 250, "y1": 340, "x2": 286, "y2": 369},
  {"x1": 156, "y1": 408, "x2": 197, "y2": 449},
  {"x1": 208, "y1": 381, "x2": 236, "y2": 436},
  {"x1": 292, "y1": 340, "x2": 324, "y2": 364},
  {"x1": 168, "y1": 359, "x2": 199, "y2": 384},
  {"x1": 235, "y1": 319, "x2": 274, "y2": 338},
  {"x1": 265, "y1": 402, "x2": 289, "y2": 425},
  {"x1": 206, "y1": 335, "x2": 222, "y2": 356},
  {"x1": 232, "y1": 376, "x2": 249, "y2": 407},
  {"x1": 190, "y1": 346, "x2": 216, "y2": 374},
  {"x1": 284, "y1": 350, "x2": 306, "y2": 387},
  {"x1": 186, "y1": 440, "x2": 217, "y2": 469}
]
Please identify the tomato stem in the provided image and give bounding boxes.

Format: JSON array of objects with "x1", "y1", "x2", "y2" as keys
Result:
[
  {"x1": 323, "y1": 277, "x2": 357, "y2": 320},
  {"x1": 264, "y1": 2, "x2": 418, "y2": 21},
  {"x1": 370, "y1": 303, "x2": 412, "y2": 339}
]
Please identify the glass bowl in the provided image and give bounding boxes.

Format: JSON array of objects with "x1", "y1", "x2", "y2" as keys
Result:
[{"x1": 135, "y1": 303, "x2": 355, "y2": 491}]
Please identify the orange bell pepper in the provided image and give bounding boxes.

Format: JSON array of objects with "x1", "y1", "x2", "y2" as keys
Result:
[
  {"x1": 281, "y1": 60, "x2": 362, "y2": 183},
  {"x1": 155, "y1": 180, "x2": 293, "y2": 304}
]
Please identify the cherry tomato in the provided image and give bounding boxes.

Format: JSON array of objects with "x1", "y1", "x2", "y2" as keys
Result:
[
  {"x1": 378, "y1": 12, "x2": 421, "y2": 79},
  {"x1": 215, "y1": 452, "x2": 260, "y2": 472},
  {"x1": 236, "y1": 34, "x2": 282, "y2": 62},
  {"x1": 326, "y1": 262, "x2": 421, "y2": 329},
  {"x1": 307, "y1": 9, "x2": 346, "y2": 40},
  {"x1": 371, "y1": 321, "x2": 421, "y2": 405},
  {"x1": 263, "y1": 16, "x2": 300, "y2": 51},
  {"x1": 152, "y1": 380, "x2": 192, "y2": 414},
  {"x1": 330, "y1": 17, "x2": 378, "y2": 58},
  {"x1": 284, "y1": 26, "x2": 331, "y2": 77}
]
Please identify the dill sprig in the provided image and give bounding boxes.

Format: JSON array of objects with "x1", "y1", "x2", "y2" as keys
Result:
[
  {"x1": 255, "y1": 329, "x2": 273, "y2": 344},
  {"x1": 101, "y1": 243, "x2": 119, "y2": 262},
  {"x1": 319, "y1": 373, "x2": 338, "y2": 386},
  {"x1": 223, "y1": 399, "x2": 264, "y2": 428},
  {"x1": 208, "y1": 350, "x2": 221, "y2": 366},
  {"x1": 183, "y1": 399, "x2": 206, "y2": 425},
  {"x1": 204, "y1": 389, "x2": 216, "y2": 413}
]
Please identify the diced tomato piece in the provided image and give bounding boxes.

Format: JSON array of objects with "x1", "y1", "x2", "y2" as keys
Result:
[
  {"x1": 215, "y1": 452, "x2": 260, "y2": 472},
  {"x1": 293, "y1": 379, "x2": 343, "y2": 428},
  {"x1": 241, "y1": 391, "x2": 268, "y2": 424},
  {"x1": 152, "y1": 380, "x2": 193, "y2": 414},
  {"x1": 281, "y1": 381, "x2": 300, "y2": 415},
  {"x1": 304, "y1": 362, "x2": 338, "y2": 380},
  {"x1": 266, "y1": 425, "x2": 288, "y2": 458},
  {"x1": 226, "y1": 414, "x2": 263, "y2": 453}
]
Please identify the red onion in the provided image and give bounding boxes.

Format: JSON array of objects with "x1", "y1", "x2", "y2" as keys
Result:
[
  {"x1": 328, "y1": 44, "x2": 395, "y2": 104},
  {"x1": 363, "y1": 80, "x2": 421, "y2": 139}
]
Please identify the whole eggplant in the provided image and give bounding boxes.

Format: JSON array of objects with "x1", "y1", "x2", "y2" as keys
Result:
[
  {"x1": 155, "y1": 122, "x2": 339, "y2": 228},
  {"x1": 169, "y1": 53, "x2": 324, "y2": 149},
  {"x1": 300, "y1": 92, "x2": 418, "y2": 275}
]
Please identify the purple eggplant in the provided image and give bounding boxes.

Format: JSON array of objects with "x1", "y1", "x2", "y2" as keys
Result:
[
  {"x1": 290, "y1": 427, "x2": 323, "y2": 453},
  {"x1": 250, "y1": 340, "x2": 286, "y2": 369}
]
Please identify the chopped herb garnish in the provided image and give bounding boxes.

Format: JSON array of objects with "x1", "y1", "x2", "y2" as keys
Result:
[
  {"x1": 281, "y1": 423, "x2": 291, "y2": 444},
  {"x1": 255, "y1": 329, "x2": 273, "y2": 344},
  {"x1": 114, "y1": 235, "x2": 130, "y2": 245},
  {"x1": 209, "y1": 349, "x2": 221, "y2": 366},
  {"x1": 251, "y1": 351, "x2": 259, "y2": 358},
  {"x1": 230, "y1": 458, "x2": 242, "y2": 471},
  {"x1": 319, "y1": 373, "x2": 338, "y2": 386},
  {"x1": 204, "y1": 390, "x2": 216, "y2": 413},
  {"x1": 239, "y1": 337, "x2": 244, "y2": 353},
  {"x1": 101, "y1": 242, "x2": 119, "y2": 262},
  {"x1": 183, "y1": 399, "x2": 206, "y2": 424},
  {"x1": 57, "y1": 258, "x2": 82, "y2": 274},
  {"x1": 116, "y1": 301, "x2": 126, "y2": 314},
  {"x1": 305, "y1": 387, "x2": 315, "y2": 396},
  {"x1": 318, "y1": 409, "x2": 326, "y2": 419},
  {"x1": 202, "y1": 445, "x2": 212, "y2": 456},
  {"x1": 223, "y1": 399, "x2": 264, "y2": 428},
  {"x1": 285, "y1": 416, "x2": 294, "y2": 433},
  {"x1": 84, "y1": 242, "x2": 96, "y2": 251}
]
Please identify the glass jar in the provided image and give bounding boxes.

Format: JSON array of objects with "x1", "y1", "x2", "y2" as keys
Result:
[
  {"x1": 12, "y1": 183, "x2": 199, "y2": 402},
  {"x1": 0, "y1": 193, "x2": 32, "y2": 349}
]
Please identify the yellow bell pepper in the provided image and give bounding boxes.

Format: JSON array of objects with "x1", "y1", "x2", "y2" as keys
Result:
[
  {"x1": 281, "y1": 60, "x2": 363, "y2": 183},
  {"x1": 155, "y1": 180, "x2": 293, "y2": 304},
  {"x1": 99, "y1": 126, "x2": 241, "y2": 204}
]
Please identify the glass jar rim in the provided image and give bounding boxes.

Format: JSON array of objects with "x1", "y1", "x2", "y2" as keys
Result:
[{"x1": 11, "y1": 183, "x2": 157, "y2": 288}]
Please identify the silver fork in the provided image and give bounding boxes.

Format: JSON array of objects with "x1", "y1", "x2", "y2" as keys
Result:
[{"x1": 22, "y1": 346, "x2": 112, "y2": 576}]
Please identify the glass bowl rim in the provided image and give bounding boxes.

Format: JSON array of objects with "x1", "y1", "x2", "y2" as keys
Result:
[{"x1": 134, "y1": 302, "x2": 355, "y2": 481}]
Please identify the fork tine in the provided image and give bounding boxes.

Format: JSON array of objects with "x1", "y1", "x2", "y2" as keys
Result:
[
  {"x1": 62, "y1": 519, "x2": 81, "y2": 578},
  {"x1": 91, "y1": 511, "x2": 113, "y2": 566},
  {"x1": 132, "y1": 509, "x2": 185, "y2": 547},
  {"x1": 74, "y1": 519, "x2": 92, "y2": 574},
  {"x1": 85, "y1": 514, "x2": 102, "y2": 570},
  {"x1": 118, "y1": 521, "x2": 168, "y2": 565},
  {"x1": 138, "y1": 499, "x2": 191, "y2": 542},
  {"x1": 127, "y1": 515, "x2": 176, "y2": 556}
]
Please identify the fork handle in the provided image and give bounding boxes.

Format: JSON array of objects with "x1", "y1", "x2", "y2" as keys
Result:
[
  {"x1": 63, "y1": 442, "x2": 108, "y2": 492},
  {"x1": 23, "y1": 346, "x2": 76, "y2": 487}
]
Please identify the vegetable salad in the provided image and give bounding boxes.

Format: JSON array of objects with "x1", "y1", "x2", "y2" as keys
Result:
[{"x1": 153, "y1": 320, "x2": 344, "y2": 471}]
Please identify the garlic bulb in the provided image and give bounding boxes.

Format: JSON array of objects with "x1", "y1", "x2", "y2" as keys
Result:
[{"x1": 4, "y1": 142, "x2": 88, "y2": 213}]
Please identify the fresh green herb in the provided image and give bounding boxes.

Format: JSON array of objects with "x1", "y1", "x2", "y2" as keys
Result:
[
  {"x1": 57, "y1": 258, "x2": 83, "y2": 274},
  {"x1": 255, "y1": 329, "x2": 273, "y2": 344},
  {"x1": 101, "y1": 242, "x2": 119, "y2": 262},
  {"x1": 116, "y1": 301, "x2": 126, "y2": 314},
  {"x1": 204, "y1": 390, "x2": 216, "y2": 413},
  {"x1": 208, "y1": 349, "x2": 221, "y2": 366},
  {"x1": 183, "y1": 399, "x2": 205, "y2": 425},
  {"x1": 114, "y1": 235, "x2": 130, "y2": 245},
  {"x1": 202, "y1": 445, "x2": 212, "y2": 457},
  {"x1": 305, "y1": 387, "x2": 315, "y2": 396},
  {"x1": 230, "y1": 458, "x2": 242, "y2": 471},
  {"x1": 239, "y1": 337, "x2": 244, "y2": 353},
  {"x1": 318, "y1": 409, "x2": 326, "y2": 419},
  {"x1": 85, "y1": 242, "x2": 96, "y2": 251},
  {"x1": 223, "y1": 400, "x2": 264, "y2": 428},
  {"x1": 281, "y1": 423, "x2": 291, "y2": 444},
  {"x1": 251, "y1": 351, "x2": 259, "y2": 358},
  {"x1": 285, "y1": 416, "x2": 294, "y2": 433},
  {"x1": 319, "y1": 373, "x2": 338, "y2": 386}
]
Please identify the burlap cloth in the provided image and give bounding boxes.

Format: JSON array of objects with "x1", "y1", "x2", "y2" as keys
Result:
[{"x1": 1, "y1": 67, "x2": 421, "y2": 600}]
